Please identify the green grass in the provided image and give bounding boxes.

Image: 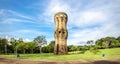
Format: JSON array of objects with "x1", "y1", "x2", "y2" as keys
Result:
[{"x1": 0, "y1": 48, "x2": 120, "y2": 60}]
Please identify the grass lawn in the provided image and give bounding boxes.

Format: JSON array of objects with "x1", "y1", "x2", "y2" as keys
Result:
[{"x1": 0, "y1": 48, "x2": 120, "y2": 60}]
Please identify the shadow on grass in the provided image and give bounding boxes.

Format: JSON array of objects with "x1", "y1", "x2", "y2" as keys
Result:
[
  {"x1": 1, "y1": 57, "x2": 120, "y2": 64},
  {"x1": 79, "y1": 51, "x2": 86, "y2": 54},
  {"x1": 67, "y1": 51, "x2": 86, "y2": 55},
  {"x1": 92, "y1": 60, "x2": 120, "y2": 64},
  {"x1": 18, "y1": 53, "x2": 54, "y2": 59}
]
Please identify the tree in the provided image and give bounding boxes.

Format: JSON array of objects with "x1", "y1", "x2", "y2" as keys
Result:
[
  {"x1": 87, "y1": 40, "x2": 93, "y2": 44},
  {"x1": 13, "y1": 38, "x2": 24, "y2": 54},
  {"x1": 2, "y1": 38, "x2": 8, "y2": 54},
  {"x1": 117, "y1": 36, "x2": 120, "y2": 42},
  {"x1": 49, "y1": 41, "x2": 55, "y2": 47},
  {"x1": 42, "y1": 46, "x2": 51, "y2": 53},
  {"x1": 26, "y1": 42, "x2": 36, "y2": 53},
  {"x1": 95, "y1": 37, "x2": 120, "y2": 48},
  {"x1": 86, "y1": 40, "x2": 99, "y2": 54},
  {"x1": 16, "y1": 42, "x2": 26, "y2": 54},
  {"x1": 103, "y1": 37, "x2": 113, "y2": 48},
  {"x1": 117, "y1": 36, "x2": 120, "y2": 47},
  {"x1": 0, "y1": 38, "x2": 5, "y2": 53},
  {"x1": 10, "y1": 38, "x2": 18, "y2": 54},
  {"x1": 18, "y1": 38, "x2": 23, "y2": 43},
  {"x1": 48, "y1": 40, "x2": 55, "y2": 52},
  {"x1": 42, "y1": 40, "x2": 55, "y2": 53},
  {"x1": 89, "y1": 46, "x2": 100, "y2": 54},
  {"x1": 83, "y1": 46, "x2": 88, "y2": 53},
  {"x1": 87, "y1": 40, "x2": 93, "y2": 49},
  {"x1": 33, "y1": 35, "x2": 47, "y2": 53},
  {"x1": 67, "y1": 45, "x2": 77, "y2": 52},
  {"x1": 110, "y1": 39, "x2": 120, "y2": 47},
  {"x1": 95, "y1": 38, "x2": 105, "y2": 49}
]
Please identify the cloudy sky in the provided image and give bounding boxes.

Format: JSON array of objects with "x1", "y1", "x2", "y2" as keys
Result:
[{"x1": 0, "y1": 0, "x2": 120, "y2": 45}]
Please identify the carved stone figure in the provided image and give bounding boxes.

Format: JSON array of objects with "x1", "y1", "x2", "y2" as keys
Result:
[{"x1": 54, "y1": 12, "x2": 68, "y2": 55}]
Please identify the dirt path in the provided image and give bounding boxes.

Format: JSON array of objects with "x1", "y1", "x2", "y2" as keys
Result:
[{"x1": 0, "y1": 58, "x2": 120, "y2": 64}]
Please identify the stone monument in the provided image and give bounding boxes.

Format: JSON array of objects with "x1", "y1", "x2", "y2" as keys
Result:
[{"x1": 54, "y1": 12, "x2": 68, "y2": 55}]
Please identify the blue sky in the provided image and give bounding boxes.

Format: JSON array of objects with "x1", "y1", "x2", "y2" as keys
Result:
[{"x1": 0, "y1": 0, "x2": 120, "y2": 45}]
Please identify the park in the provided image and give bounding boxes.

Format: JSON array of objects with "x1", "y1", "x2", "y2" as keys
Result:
[
  {"x1": 0, "y1": 12, "x2": 120, "y2": 63},
  {"x1": 0, "y1": 48, "x2": 120, "y2": 64},
  {"x1": 0, "y1": 0, "x2": 120, "y2": 64}
]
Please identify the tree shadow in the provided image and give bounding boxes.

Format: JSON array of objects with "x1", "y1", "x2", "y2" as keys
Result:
[
  {"x1": 92, "y1": 60, "x2": 120, "y2": 64},
  {"x1": 79, "y1": 51, "x2": 86, "y2": 54}
]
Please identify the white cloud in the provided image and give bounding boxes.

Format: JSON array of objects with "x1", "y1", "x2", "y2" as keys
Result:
[
  {"x1": 24, "y1": 38, "x2": 31, "y2": 42},
  {"x1": 68, "y1": 20, "x2": 120, "y2": 45},
  {"x1": 0, "y1": 9, "x2": 4, "y2": 15},
  {"x1": 41, "y1": 0, "x2": 109, "y2": 27},
  {"x1": 41, "y1": 0, "x2": 71, "y2": 24},
  {"x1": 8, "y1": 10, "x2": 32, "y2": 19},
  {"x1": 0, "y1": 9, "x2": 32, "y2": 20},
  {"x1": 17, "y1": 30, "x2": 47, "y2": 35},
  {"x1": 1, "y1": 0, "x2": 120, "y2": 45},
  {"x1": 69, "y1": 11, "x2": 107, "y2": 27},
  {"x1": 0, "y1": 9, "x2": 36, "y2": 24},
  {"x1": 0, "y1": 29, "x2": 48, "y2": 40},
  {"x1": 42, "y1": 0, "x2": 120, "y2": 45},
  {"x1": 1, "y1": 18, "x2": 35, "y2": 24},
  {"x1": 0, "y1": 29, "x2": 52, "y2": 43}
]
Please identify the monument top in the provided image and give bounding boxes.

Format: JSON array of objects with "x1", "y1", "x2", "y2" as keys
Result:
[{"x1": 54, "y1": 12, "x2": 68, "y2": 22}]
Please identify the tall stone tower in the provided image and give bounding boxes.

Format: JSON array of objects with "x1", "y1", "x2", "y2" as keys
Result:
[{"x1": 54, "y1": 12, "x2": 68, "y2": 55}]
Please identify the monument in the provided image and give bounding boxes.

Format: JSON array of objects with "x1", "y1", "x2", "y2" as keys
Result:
[{"x1": 54, "y1": 12, "x2": 68, "y2": 55}]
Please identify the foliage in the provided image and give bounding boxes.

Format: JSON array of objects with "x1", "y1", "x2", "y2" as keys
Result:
[
  {"x1": 0, "y1": 38, "x2": 8, "y2": 54},
  {"x1": 10, "y1": 38, "x2": 18, "y2": 54},
  {"x1": 95, "y1": 36, "x2": 120, "y2": 49},
  {"x1": 16, "y1": 42, "x2": 26, "y2": 54},
  {"x1": 0, "y1": 36, "x2": 120, "y2": 54},
  {"x1": 67, "y1": 45, "x2": 77, "y2": 52},
  {"x1": 25, "y1": 42, "x2": 36, "y2": 53},
  {"x1": 0, "y1": 38, "x2": 5, "y2": 53},
  {"x1": 33, "y1": 35, "x2": 47, "y2": 53},
  {"x1": 89, "y1": 46, "x2": 100, "y2": 54},
  {"x1": 42, "y1": 40, "x2": 55, "y2": 53}
]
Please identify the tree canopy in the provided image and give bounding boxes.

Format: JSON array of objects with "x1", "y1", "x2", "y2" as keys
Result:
[{"x1": 33, "y1": 35, "x2": 47, "y2": 53}]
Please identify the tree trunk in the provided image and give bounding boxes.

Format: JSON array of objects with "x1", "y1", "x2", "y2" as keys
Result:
[
  {"x1": 5, "y1": 45, "x2": 7, "y2": 54},
  {"x1": 31, "y1": 49, "x2": 33, "y2": 54},
  {"x1": 14, "y1": 50, "x2": 16, "y2": 54},
  {"x1": 23, "y1": 50, "x2": 25, "y2": 54},
  {"x1": 39, "y1": 46, "x2": 42, "y2": 53},
  {"x1": 14, "y1": 48, "x2": 16, "y2": 54},
  {"x1": 15, "y1": 48, "x2": 17, "y2": 54}
]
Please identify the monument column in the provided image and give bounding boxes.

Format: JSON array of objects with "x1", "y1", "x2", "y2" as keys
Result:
[{"x1": 54, "y1": 12, "x2": 68, "y2": 55}]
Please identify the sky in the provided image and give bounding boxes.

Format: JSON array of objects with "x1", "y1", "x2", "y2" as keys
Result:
[{"x1": 0, "y1": 0, "x2": 120, "y2": 45}]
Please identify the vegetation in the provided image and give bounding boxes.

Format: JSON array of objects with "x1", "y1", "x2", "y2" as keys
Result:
[
  {"x1": 95, "y1": 36, "x2": 120, "y2": 49},
  {"x1": 42, "y1": 40, "x2": 55, "y2": 53},
  {"x1": 33, "y1": 35, "x2": 47, "y2": 53},
  {"x1": 0, "y1": 48, "x2": 120, "y2": 60},
  {"x1": 0, "y1": 38, "x2": 8, "y2": 54},
  {"x1": 10, "y1": 38, "x2": 18, "y2": 54},
  {"x1": 0, "y1": 36, "x2": 120, "y2": 55}
]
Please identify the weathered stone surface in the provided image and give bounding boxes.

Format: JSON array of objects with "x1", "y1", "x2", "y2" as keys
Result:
[{"x1": 54, "y1": 12, "x2": 68, "y2": 55}]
